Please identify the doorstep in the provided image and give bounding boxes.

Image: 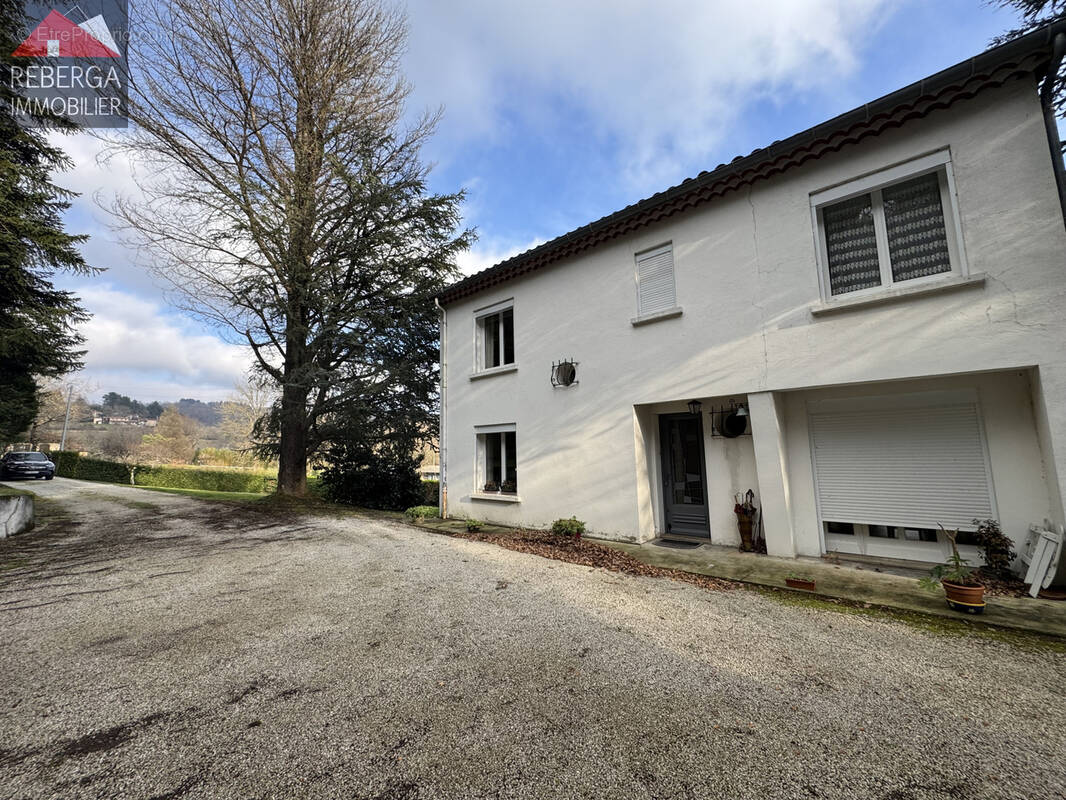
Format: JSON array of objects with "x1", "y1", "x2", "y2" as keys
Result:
[{"x1": 597, "y1": 540, "x2": 1066, "y2": 640}]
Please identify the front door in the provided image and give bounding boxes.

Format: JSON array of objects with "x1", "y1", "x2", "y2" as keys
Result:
[{"x1": 659, "y1": 414, "x2": 710, "y2": 540}]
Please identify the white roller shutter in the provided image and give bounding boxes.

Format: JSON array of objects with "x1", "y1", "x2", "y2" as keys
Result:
[
  {"x1": 636, "y1": 245, "x2": 676, "y2": 316},
  {"x1": 810, "y1": 403, "x2": 994, "y2": 530}
]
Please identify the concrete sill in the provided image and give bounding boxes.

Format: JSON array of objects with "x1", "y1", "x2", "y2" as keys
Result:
[
  {"x1": 809, "y1": 273, "x2": 986, "y2": 317},
  {"x1": 631, "y1": 306, "x2": 683, "y2": 327},
  {"x1": 470, "y1": 493, "x2": 521, "y2": 504},
  {"x1": 469, "y1": 365, "x2": 518, "y2": 381}
]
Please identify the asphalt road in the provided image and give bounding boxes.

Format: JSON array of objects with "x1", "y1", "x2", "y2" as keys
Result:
[{"x1": 1, "y1": 477, "x2": 1063, "y2": 799}]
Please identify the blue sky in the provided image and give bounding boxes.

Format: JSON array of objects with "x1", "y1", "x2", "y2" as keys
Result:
[{"x1": 52, "y1": 0, "x2": 1036, "y2": 402}]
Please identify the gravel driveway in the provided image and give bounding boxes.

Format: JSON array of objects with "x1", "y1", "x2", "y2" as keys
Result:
[{"x1": 1, "y1": 478, "x2": 1064, "y2": 800}]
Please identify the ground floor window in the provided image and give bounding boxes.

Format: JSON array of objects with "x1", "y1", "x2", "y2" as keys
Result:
[
  {"x1": 823, "y1": 522, "x2": 981, "y2": 562},
  {"x1": 868, "y1": 525, "x2": 937, "y2": 543},
  {"x1": 476, "y1": 426, "x2": 517, "y2": 494}
]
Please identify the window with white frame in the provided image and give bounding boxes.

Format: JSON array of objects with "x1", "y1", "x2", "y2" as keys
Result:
[
  {"x1": 476, "y1": 425, "x2": 517, "y2": 494},
  {"x1": 812, "y1": 152, "x2": 966, "y2": 298},
  {"x1": 635, "y1": 243, "x2": 676, "y2": 317},
  {"x1": 474, "y1": 301, "x2": 514, "y2": 372}
]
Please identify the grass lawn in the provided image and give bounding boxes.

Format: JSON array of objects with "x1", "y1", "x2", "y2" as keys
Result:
[
  {"x1": 0, "y1": 484, "x2": 35, "y2": 497},
  {"x1": 135, "y1": 485, "x2": 268, "y2": 502}
]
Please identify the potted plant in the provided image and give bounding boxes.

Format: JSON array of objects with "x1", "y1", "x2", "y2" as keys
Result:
[
  {"x1": 920, "y1": 528, "x2": 985, "y2": 613},
  {"x1": 785, "y1": 572, "x2": 816, "y2": 591}
]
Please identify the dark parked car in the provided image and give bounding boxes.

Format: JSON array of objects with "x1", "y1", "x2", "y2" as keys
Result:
[{"x1": 1, "y1": 451, "x2": 55, "y2": 480}]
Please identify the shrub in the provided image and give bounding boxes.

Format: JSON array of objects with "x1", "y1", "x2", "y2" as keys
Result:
[
  {"x1": 551, "y1": 516, "x2": 585, "y2": 538},
  {"x1": 465, "y1": 518, "x2": 483, "y2": 532},
  {"x1": 973, "y1": 518, "x2": 1016, "y2": 576},
  {"x1": 49, "y1": 451, "x2": 132, "y2": 483},
  {"x1": 48, "y1": 452, "x2": 271, "y2": 492},
  {"x1": 421, "y1": 479, "x2": 439, "y2": 504},
  {"x1": 134, "y1": 465, "x2": 270, "y2": 493},
  {"x1": 319, "y1": 450, "x2": 425, "y2": 511},
  {"x1": 405, "y1": 505, "x2": 439, "y2": 520}
]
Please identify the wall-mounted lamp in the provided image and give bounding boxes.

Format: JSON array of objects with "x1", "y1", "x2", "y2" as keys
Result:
[
  {"x1": 735, "y1": 403, "x2": 749, "y2": 418},
  {"x1": 687, "y1": 399, "x2": 703, "y2": 416}
]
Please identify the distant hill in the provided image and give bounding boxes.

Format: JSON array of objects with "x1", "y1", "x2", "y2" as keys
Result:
[
  {"x1": 172, "y1": 398, "x2": 222, "y2": 426},
  {"x1": 92, "y1": 393, "x2": 223, "y2": 426}
]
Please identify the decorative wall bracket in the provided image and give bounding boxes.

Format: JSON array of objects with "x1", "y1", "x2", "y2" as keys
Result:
[
  {"x1": 551, "y1": 359, "x2": 579, "y2": 387},
  {"x1": 709, "y1": 401, "x2": 750, "y2": 438}
]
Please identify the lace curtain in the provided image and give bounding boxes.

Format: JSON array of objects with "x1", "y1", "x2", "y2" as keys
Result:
[
  {"x1": 823, "y1": 171, "x2": 951, "y2": 296},
  {"x1": 882, "y1": 173, "x2": 952, "y2": 282},
  {"x1": 823, "y1": 194, "x2": 880, "y2": 295}
]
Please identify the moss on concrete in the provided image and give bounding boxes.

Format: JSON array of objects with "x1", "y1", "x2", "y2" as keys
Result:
[
  {"x1": 0, "y1": 485, "x2": 35, "y2": 498},
  {"x1": 756, "y1": 586, "x2": 1066, "y2": 653},
  {"x1": 588, "y1": 539, "x2": 1066, "y2": 642}
]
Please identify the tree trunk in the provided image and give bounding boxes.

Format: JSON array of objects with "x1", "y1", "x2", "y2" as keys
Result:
[{"x1": 277, "y1": 381, "x2": 309, "y2": 496}]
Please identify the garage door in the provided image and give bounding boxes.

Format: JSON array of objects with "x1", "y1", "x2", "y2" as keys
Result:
[{"x1": 810, "y1": 402, "x2": 995, "y2": 532}]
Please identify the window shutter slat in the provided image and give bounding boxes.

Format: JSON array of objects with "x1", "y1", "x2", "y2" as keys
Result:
[
  {"x1": 810, "y1": 404, "x2": 994, "y2": 531},
  {"x1": 637, "y1": 247, "x2": 676, "y2": 316}
]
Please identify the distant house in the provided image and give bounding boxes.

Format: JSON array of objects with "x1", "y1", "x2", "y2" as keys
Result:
[
  {"x1": 435, "y1": 23, "x2": 1066, "y2": 571},
  {"x1": 92, "y1": 413, "x2": 152, "y2": 427}
]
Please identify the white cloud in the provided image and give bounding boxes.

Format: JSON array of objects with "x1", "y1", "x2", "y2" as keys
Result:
[
  {"x1": 406, "y1": 0, "x2": 892, "y2": 191},
  {"x1": 75, "y1": 285, "x2": 253, "y2": 401},
  {"x1": 456, "y1": 236, "x2": 545, "y2": 277}
]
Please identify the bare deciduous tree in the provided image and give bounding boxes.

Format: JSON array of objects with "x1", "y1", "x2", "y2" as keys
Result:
[
  {"x1": 108, "y1": 0, "x2": 470, "y2": 494},
  {"x1": 25, "y1": 377, "x2": 93, "y2": 449},
  {"x1": 99, "y1": 426, "x2": 144, "y2": 462},
  {"x1": 218, "y1": 377, "x2": 275, "y2": 454},
  {"x1": 140, "y1": 408, "x2": 198, "y2": 464}
]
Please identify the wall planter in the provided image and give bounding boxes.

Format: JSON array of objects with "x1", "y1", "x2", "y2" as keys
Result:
[{"x1": 785, "y1": 576, "x2": 817, "y2": 591}]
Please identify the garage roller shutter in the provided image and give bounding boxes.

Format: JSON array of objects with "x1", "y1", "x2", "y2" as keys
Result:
[{"x1": 810, "y1": 404, "x2": 994, "y2": 530}]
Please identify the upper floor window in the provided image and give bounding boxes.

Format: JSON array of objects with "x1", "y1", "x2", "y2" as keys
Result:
[
  {"x1": 474, "y1": 300, "x2": 514, "y2": 373},
  {"x1": 635, "y1": 243, "x2": 677, "y2": 317},
  {"x1": 812, "y1": 151, "x2": 966, "y2": 299}
]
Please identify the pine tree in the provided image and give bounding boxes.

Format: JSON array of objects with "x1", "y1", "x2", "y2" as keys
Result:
[
  {"x1": 0, "y1": 0, "x2": 98, "y2": 440},
  {"x1": 994, "y1": 2, "x2": 1066, "y2": 125}
]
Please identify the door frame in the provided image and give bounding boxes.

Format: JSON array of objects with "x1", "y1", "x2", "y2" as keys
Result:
[{"x1": 658, "y1": 412, "x2": 711, "y2": 541}]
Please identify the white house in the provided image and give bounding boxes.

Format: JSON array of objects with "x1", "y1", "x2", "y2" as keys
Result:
[{"x1": 436, "y1": 23, "x2": 1066, "y2": 574}]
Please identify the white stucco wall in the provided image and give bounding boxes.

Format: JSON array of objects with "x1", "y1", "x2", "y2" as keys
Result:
[
  {"x1": 0, "y1": 493, "x2": 34, "y2": 538},
  {"x1": 441, "y1": 77, "x2": 1066, "y2": 556}
]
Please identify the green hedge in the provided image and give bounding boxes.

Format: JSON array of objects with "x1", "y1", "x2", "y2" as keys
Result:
[
  {"x1": 49, "y1": 452, "x2": 273, "y2": 493},
  {"x1": 134, "y1": 465, "x2": 273, "y2": 493},
  {"x1": 51, "y1": 452, "x2": 132, "y2": 483},
  {"x1": 421, "y1": 479, "x2": 439, "y2": 504}
]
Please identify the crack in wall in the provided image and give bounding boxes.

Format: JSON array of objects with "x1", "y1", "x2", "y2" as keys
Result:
[{"x1": 985, "y1": 274, "x2": 1053, "y2": 332}]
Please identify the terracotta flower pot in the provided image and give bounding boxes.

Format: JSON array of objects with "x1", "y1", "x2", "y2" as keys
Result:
[{"x1": 942, "y1": 581, "x2": 985, "y2": 606}]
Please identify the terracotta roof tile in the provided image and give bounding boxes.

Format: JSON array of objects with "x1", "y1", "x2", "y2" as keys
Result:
[{"x1": 438, "y1": 21, "x2": 1066, "y2": 306}]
